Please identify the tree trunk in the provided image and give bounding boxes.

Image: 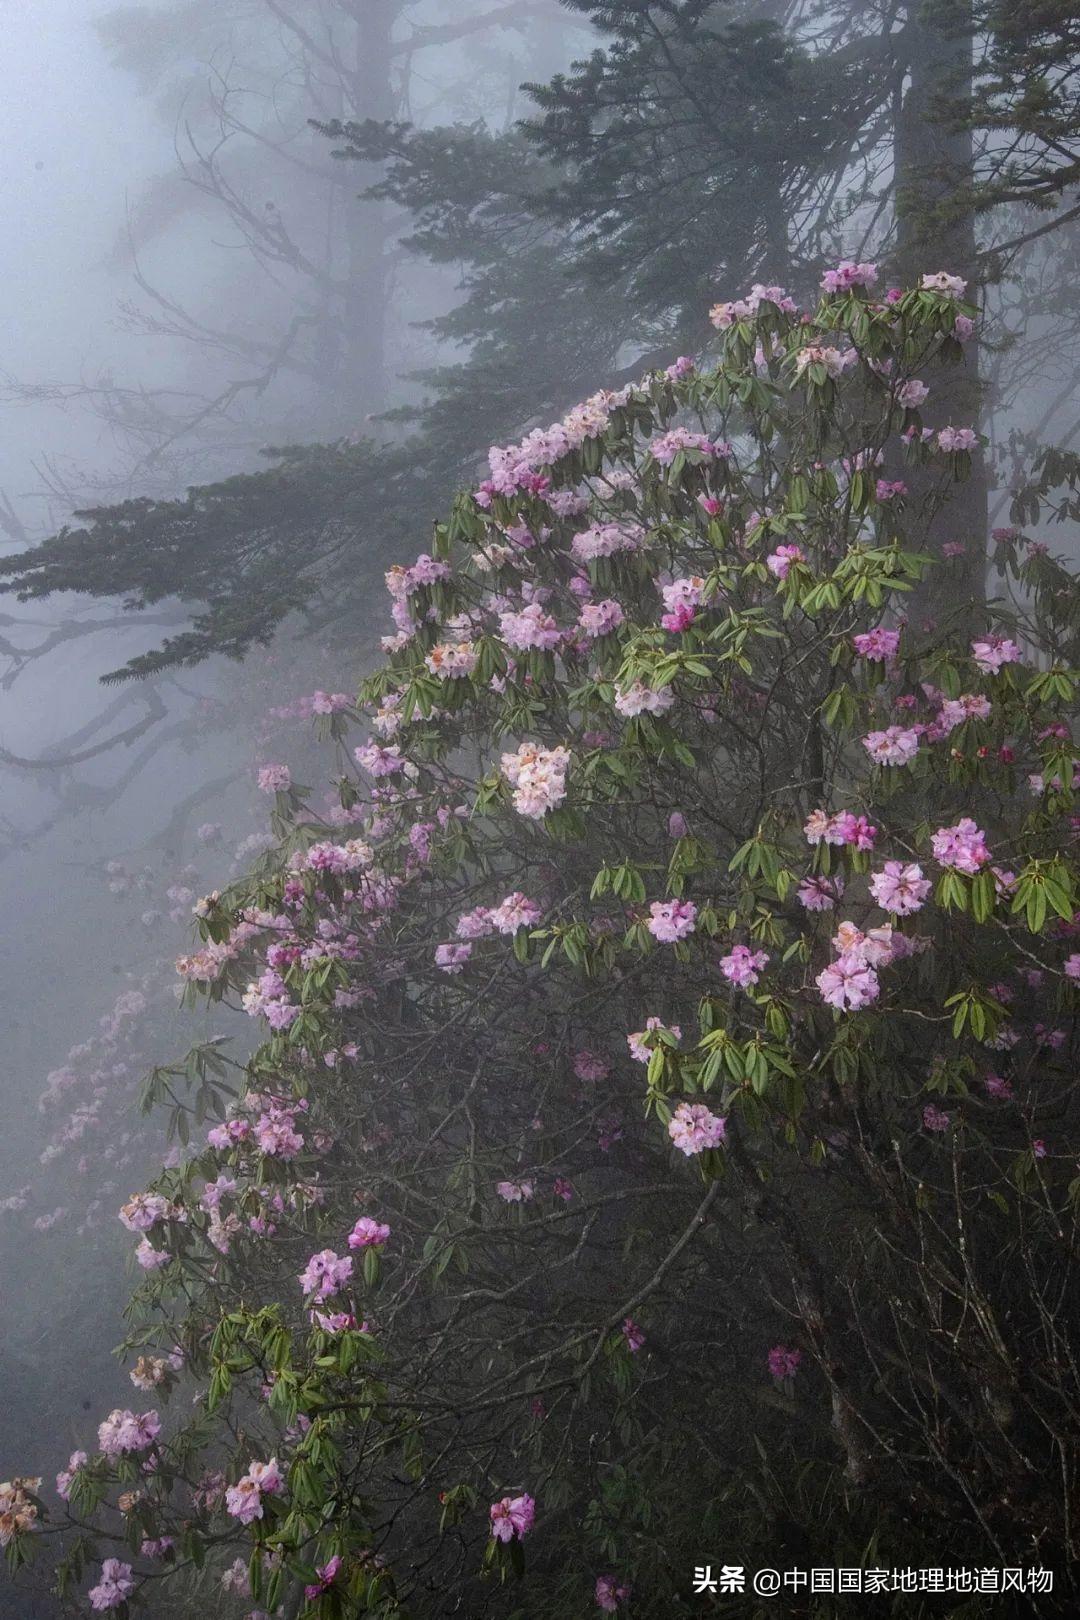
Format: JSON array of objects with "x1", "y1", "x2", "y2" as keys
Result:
[
  {"x1": 339, "y1": 0, "x2": 399, "y2": 420},
  {"x1": 893, "y1": 0, "x2": 987, "y2": 623}
]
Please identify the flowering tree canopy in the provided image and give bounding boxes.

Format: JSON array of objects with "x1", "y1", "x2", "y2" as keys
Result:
[{"x1": 8, "y1": 271, "x2": 1080, "y2": 1616}]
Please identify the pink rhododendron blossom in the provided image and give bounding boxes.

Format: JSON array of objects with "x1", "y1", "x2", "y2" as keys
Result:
[
  {"x1": 490, "y1": 892, "x2": 542, "y2": 934},
  {"x1": 425, "y1": 642, "x2": 478, "y2": 679},
  {"x1": 931, "y1": 818, "x2": 990, "y2": 873},
  {"x1": 832, "y1": 922, "x2": 895, "y2": 967},
  {"x1": 869, "y1": 862, "x2": 931, "y2": 915},
  {"x1": 498, "y1": 601, "x2": 562, "y2": 652},
  {"x1": 118, "y1": 1191, "x2": 171, "y2": 1232},
  {"x1": 578, "y1": 599, "x2": 625, "y2": 638},
  {"x1": 852, "y1": 628, "x2": 900, "y2": 660},
  {"x1": 923, "y1": 1104, "x2": 951, "y2": 1133},
  {"x1": 490, "y1": 1493, "x2": 535, "y2": 1542},
  {"x1": 766, "y1": 544, "x2": 805, "y2": 579},
  {"x1": 435, "y1": 942, "x2": 472, "y2": 973},
  {"x1": 650, "y1": 427, "x2": 725, "y2": 465},
  {"x1": 797, "y1": 874, "x2": 844, "y2": 911},
  {"x1": 497, "y1": 1179, "x2": 534, "y2": 1203},
  {"x1": 709, "y1": 284, "x2": 795, "y2": 327},
  {"x1": 668, "y1": 1102, "x2": 726, "y2": 1155},
  {"x1": 501, "y1": 741, "x2": 570, "y2": 819},
  {"x1": 97, "y1": 1409, "x2": 160, "y2": 1458},
  {"x1": 56, "y1": 1451, "x2": 87, "y2": 1501},
  {"x1": 596, "y1": 1573, "x2": 632, "y2": 1611},
  {"x1": 794, "y1": 344, "x2": 847, "y2": 379},
  {"x1": 937, "y1": 426, "x2": 978, "y2": 453},
  {"x1": 920, "y1": 271, "x2": 967, "y2": 297},
  {"x1": 862, "y1": 726, "x2": 919, "y2": 766},
  {"x1": 225, "y1": 1458, "x2": 285, "y2": 1524},
  {"x1": 456, "y1": 905, "x2": 495, "y2": 939},
  {"x1": 348, "y1": 1217, "x2": 390, "y2": 1249},
  {"x1": 821, "y1": 260, "x2": 877, "y2": 293},
  {"x1": 622, "y1": 1317, "x2": 645, "y2": 1352},
  {"x1": 803, "y1": 809, "x2": 876, "y2": 849},
  {"x1": 897, "y1": 379, "x2": 929, "y2": 408},
  {"x1": 937, "y1": 693, "x2": 992, "y2": 733},
  {"x1": 311, "y1": 690, "x2": 350, "y2": 713},
  {"x1": 971, "y1": 635, "x2": 1022, "y2": 674},
  {"x1": 573, "y1": 1049, "x2": 610, "y2": 1082},
  {"x1": 613, "y1": 680, "x2": 675, "y2": 717},
  {"x1": 298, "y1": 1249, "x2": 353, "y2": 1301},
  {"x1": 647, "y1": 899, "x2": 697, "y2": 943},
  {"x1": 305, "y1": 1556, "x2": 343, "y2": 1600},
  {"x1": 816, "y1": 957, "x2": 880, "y2": 1011},
  {"x1": 1065, "y1": 954, "x2": 1080, "y2": 981},
  {"x1": 627, "y1": 1017, "x2": 680, "y2": 1063},
  {"x1": 88, "y1": 1560, "x2": 135, "y2": 1611},
  {"x1": 659, "y1": 575, "x2": 707, "y2": 632},
  {"x1": 256, "y1": 763, "x2": 291, "y2": 794},
  {"x1": 135, "y1": 1238, "x2": 169, "y2": 1271},
  {"x1": 719, "y1": 944, "x2": 769, "y2": 988},
  {"x1": 768, "y1": 1345, "x2": 803, "y2": 1380},
  {"x1": 354, "y1": 741, "x2": 406, "y2": 777}
]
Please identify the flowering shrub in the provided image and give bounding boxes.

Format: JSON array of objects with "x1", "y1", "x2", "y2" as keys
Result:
[{"x1": 8, "y1": 273, "x2": 1080, "y2": 1615}]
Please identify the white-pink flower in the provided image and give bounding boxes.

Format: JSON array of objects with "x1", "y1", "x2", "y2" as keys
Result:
[
  {"x1": 668, "y1": 1102, "x2": 726, "y2": 1155},
  {"x1": 931, "y1": 818, "x2": 990, "y2": 874},
  {"x1": 863, "y1": 726, "x2": 920, "y2": 767},
  {"x1": 647, "y1": 899, "x2": 697, "y2": 943},
  {"x1": 869, "y1": 862, "x2": 931, "y2": 915},
  {"x1": 970, "y1": 635, "x2": 1022, "y2": 674},
  {"x1": 816, "y1": 956, "x2": 880, "y2": 1011}
]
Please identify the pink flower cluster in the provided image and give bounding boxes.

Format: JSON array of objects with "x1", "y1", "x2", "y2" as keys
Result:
[
  {"x1": 299, "y1": 1248, "x2": 353, "y2": 1301},
  {"x1": 862, "y1": 725, "x2": 919, "y2": 767},
  {"x1": 97, "y1": 1408, "x2": 160, "y2": 1458},
  {"x1": 649, "y1": 427, "x2": 727, "y2": 466},
  {"x1": 596, "y1": 1573, "x2": 632, "y2": 1611},
  {"x1": 816, "y1": 922, "x2": 900, "y2": 1012},
  {"x1": 852, "y1": 627, "x2": 900, "y2": 661},
  {"x1": 766, "y1": 544, "x2": 806, "y2": 580},
  {"x1": 578, "y1": 599, "x2": 625, "y2": 638},
  {"x1": 489, "y1": 1492, "x2": 535, "y2": 1542},
  {"x1": 647, "y1": 899, "x2": 697, "y2": 943},
  {"x1": 937, "y1": 425, "x2": 978, "y2": 453},
  {"x1": 425, "y1": 641, "x2": 478, "y2": 679},
  {"x1": 613, "y1": 680, "x2": 675, "y2": 718},
  {"x1": 499, "y1": 600, "x2": 562, "y2": 652},
  {"x1": 501, "y1": 741, "x2": 570, "y2": 820},
  {"x1": 971, "y1": 635, "x2": 1022, "y2": 674},
  {"x1": 767, "y1": 1345, "x2": 803, "y2": 1380},
  {"x1": 821, "y1": 260, "x2": 877, "y2": 293},
  {"x1": 660, "y1": 575, "x2": 706, "y2": 632},
  {"x1": 869, "y1": 862, "x2": 931, "y2": 915},
  {"x1": 668, "y1": 1102, "x2": 726, "y2": 1155},
  {"x1": 256, "y1": 763, "x2": 291, "y2": 794},
  {"x1": 719, "y1": 944, "x2": 769, "y2": 989},
  {"x1": 709, "y1": 284, "x2": 796, "y2": 327},
  {"x1": 803, "y1": 809, "x2": 876, "y2": 849},
  {"x1": 627, "y1": 1017, "x2": 680, "y2": 1063},
  {"x1": 930, "y1": 818, "x2": 990, "y2": 873},
  {"x1": 225, "y1": 1458, "x2": 285, "y2": 1525},
  {"x1": 88, "y1": 1559, "x2": 135, "y2": 1612}
]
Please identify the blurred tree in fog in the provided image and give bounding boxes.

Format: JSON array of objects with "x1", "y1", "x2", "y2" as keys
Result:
[{"x1": 3, "y1": 1, "x2": 1080, "y2": 672}]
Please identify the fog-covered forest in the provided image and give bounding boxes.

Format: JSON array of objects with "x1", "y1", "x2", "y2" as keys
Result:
[{"x1": 2, "y1": 2, "x2": 1080, "y2": 1616}]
